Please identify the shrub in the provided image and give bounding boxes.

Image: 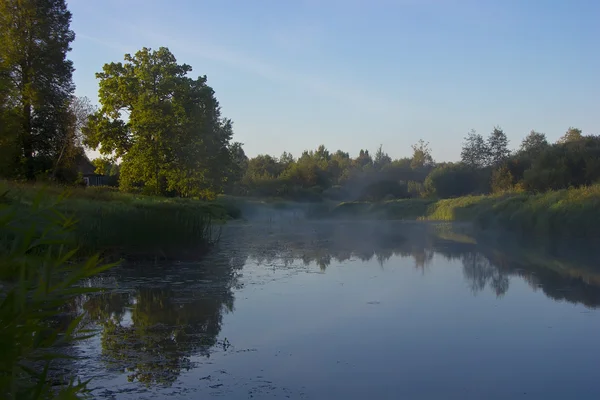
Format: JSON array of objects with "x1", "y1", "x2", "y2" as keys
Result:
[
  {"x1": 491, "y1": 165, "x2": 514, "y2": 193},
  {"x1": 358, "y1": 180, "x2": 408, "y2": 202},
  {"x1": 424, "y1": 164, "x2": 485, "y2": 198}
]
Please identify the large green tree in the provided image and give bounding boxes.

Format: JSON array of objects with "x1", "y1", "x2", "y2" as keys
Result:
[
  {"x1": 84, "y1": 47, "x2": 234, "y2": 197},
  {"x1": 0, "y1": 0, "x2": 75, "y2": 179}
]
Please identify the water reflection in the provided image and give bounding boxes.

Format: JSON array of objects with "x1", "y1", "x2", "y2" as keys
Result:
[
  {"x1": 221, "y1": 221, "x2": 600, "y2": 308},
  {"x1": 81, "y1": 257, "x2": 241, "y2": 386},
  {"x1": 81, "y1": 221, "x2": 600, "y2": 392}
]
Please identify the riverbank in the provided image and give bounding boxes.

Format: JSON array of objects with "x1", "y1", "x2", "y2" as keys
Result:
[
  {"x1": 1, "y1": 181, "x2": 240, "y2": 259},
  {"x1": 319, "y1": 185, "x2": 600, "y2": 239}
]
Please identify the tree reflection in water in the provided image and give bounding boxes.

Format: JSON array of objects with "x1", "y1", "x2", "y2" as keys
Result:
[
  {"x1": 81, "y1": 221, "x2": 600, "y2": 388},
  {"x1": 83, "y1": 256, "x2": 241, "y2": 386}
]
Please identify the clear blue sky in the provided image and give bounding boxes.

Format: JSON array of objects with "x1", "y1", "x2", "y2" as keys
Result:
[{"x1": 68, "y1": 0, "x2": 599, "y2": 162}]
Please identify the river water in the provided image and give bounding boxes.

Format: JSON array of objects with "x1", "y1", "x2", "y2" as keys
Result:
[{"x1": 75, "y1": 220, "x2": 600, "y2": 399}]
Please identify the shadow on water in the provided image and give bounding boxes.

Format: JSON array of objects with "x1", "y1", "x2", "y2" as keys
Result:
[{"x1": 76, "y1": 220, "x2": 600, "y2": 395}]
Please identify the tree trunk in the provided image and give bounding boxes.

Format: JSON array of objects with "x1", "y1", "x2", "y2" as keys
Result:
[{"x1": 22, "y1": 101, "x2": 34, "y2": 181}]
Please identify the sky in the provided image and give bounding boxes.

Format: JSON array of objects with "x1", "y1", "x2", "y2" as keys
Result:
[{"x1": 68, "y1": 0, "x2": 600, "y2": 162}]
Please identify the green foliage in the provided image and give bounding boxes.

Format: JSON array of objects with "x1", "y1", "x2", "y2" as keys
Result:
[
  {"x1": 487, "y1": 126, "x2": 510, "y2": 166},
  {"x1": 84, "y1": 47, "x2": 234, "y2": 197},
  {"x1": 407, "y1": 180, "x2": 425, "y2": 198},
  {"x1": 519, "y1": 130, "x2": 548, "y2": 156},
  {"x1": 523, "y1": 135, "x2": 600, "y2": 192},
  {"x1": 234, "y1": 144, "x2": 433, "y2": 202},
  {"x1": 0, "y1": 186, "x2": 117, "y2": 399},
  {"x1": 410, "y1": 139, "x2": 434, "y2": 169},
  {"x1": 358, "y1": 180, "x2": 408, "y2": 202},
  {"x1": 490, "y1": 165, "x2": 514, "y2": 193},
  {"x1": 374, "y1": 145, "x2": 392, "y2": 170},
  {"x1": 0, "y1": 0, "x2": 76, "y2": 180},
  {"x1": 461, "y1": 130, "x2": 489, "y2": 168},
  {"x1": 557, "y1": 127, "x2": 583, "y2": 144},
  {"x1": 424, "y1": 164, "x2": 485, "y2": 198}
]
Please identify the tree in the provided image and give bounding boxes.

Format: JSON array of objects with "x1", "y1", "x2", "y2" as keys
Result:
[
  {"x1": 52, "y1": 96, "x2": 96, "y2": 180},
  {"x1": 490, "y1": 165, "x2": 514, "y2": 193},
  {"x1": 0, "y1": 0, "x2": 75, "y2": 180},
  {"x1": 461, "y1": 130, "x2": 489, "y2": 168},
  {"x1": 519, "y1": 130, "x2": 548, "y2": 156},
  {"x1": 84, "y1": 47, "x2": 234, "y2": 197},
  {"x1": 374, "y1": 145, "x2": 392, "y2": 170},
  {"x1": 279, "y1": 151, "x2": 294, "y2": 166},
  {"x1": 557, "y1": 127, "x2": 583, "y2": 144},
  {"x1": 487, "y1": 126, "x2": 510, "y2": 166},
  {"x1": 424, "y1": 163, "x2": 484, "y2": 198},
  {"x1": 410, "y1": 139, "x2": 433, "y2": 169},
  {"x1": 355, "y1": 149, "x2": 372, "y2": 168},
  {"x1": 314, "y1": 145, "x2": 330, "y2": 162}
]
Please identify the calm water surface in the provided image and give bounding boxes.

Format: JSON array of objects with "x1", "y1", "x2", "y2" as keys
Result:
[{"x1": 76, "y1": 221, "x2": 600, "y2": 399}]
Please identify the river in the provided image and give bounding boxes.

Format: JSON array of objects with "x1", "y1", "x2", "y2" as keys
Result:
[{"x1": 74, "y1": 220, "x2": 600, "y2": 399}]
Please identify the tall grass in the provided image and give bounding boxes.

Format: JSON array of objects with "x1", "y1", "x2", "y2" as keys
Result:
[
  {"x1": 2, "y1": 181, "x2": 236, "y2": 259},
  {"x1": 318, "y1": 186, "x2": 600, "y2": 238},
  {"x1": 0, "y1": 190, "x2": 117, "y2": 399}
]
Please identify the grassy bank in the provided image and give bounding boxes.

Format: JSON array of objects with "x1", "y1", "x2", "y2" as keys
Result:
[
  {"x1": 2, "y1": 181, "x2": 240, "y2": 259},
  {"x1": 322, "y1": 185, "x2": 600, "y2": 238}
]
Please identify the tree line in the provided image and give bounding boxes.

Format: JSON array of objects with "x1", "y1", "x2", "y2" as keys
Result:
[
  {"x1": 233, "y1": 125, "x2": 598, "y2": 202},
  {"x1": 1, "y1": 0, "x2": 598, "y2": 201}
]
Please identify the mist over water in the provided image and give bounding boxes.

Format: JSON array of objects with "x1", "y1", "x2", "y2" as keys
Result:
[{"x1": 75, "y1": 220, "x2": 600, "y2": 399}]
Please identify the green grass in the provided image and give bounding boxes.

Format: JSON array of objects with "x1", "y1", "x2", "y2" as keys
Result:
[
  {"x1": 318, "y1": 186, "x2": 600, "y2": 238},
  {"x1": 1, "y1": 181, "x2": 240, "y2": 259}
]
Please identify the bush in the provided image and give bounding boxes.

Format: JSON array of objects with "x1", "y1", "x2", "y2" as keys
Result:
[
  {"x1": 358, "y1": 180, "x2": 408, "y2": 202},
  {"x1": 491, "y1": 165, "x2": 514, "y2": 193},
  {"x1": 424, "y1": 164, "x2": 487, "y2": 198},
  {"x1": 523, "y1": 136, "x2": 600, "y2": 192}
]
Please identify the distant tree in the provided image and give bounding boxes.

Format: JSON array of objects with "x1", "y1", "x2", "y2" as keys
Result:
[
  {"x1": 52, "y1": 96, "x2": 96, "y2": 179},
  {"x1": 279, "y1": 151, "x2": 294, "y2": 165},
  {"x1": 487, "y1": 126, "x2": 510, "y2": 166},
  {"x1": 0, "y1": 0, "x2": 75, "y2": 179},
  {"x1": 355, "y1": 149, "x2": 373, "y2": 168},
  {"x1": 410, "y1": 139, "x2": 434, "y2": 169},
  {"x1": 523, "y1": 135, "x2": 600, "y2": 192},
  {"x1": 225, "y1": 142, "x2": 247, "y2": 189},
  {"x1": 92, "y1": 157, "x2": 119, "y2": 176},
  {"x1": 333, "y1": 150, "x2": 350, "y2": 160},
  {"x1": 557, "y1": 127, "x2": 583, "y2": 144},
  {"x1": 424, "y1": 163, "x2": 483, "y2": 198},
  {"x1": 490, "y1": 165, "x2": 514, "y2": 193},
  {"x1": 245, "y1": 154, "x2": 281, "y2": 179},
  {"x1": 519, "y1": 130, "x2": 548, "y2": 156},
  {"x1": 374, "y1": 145, "x2": 392, "y2": 170},
  {"x1": 314, "y1": 145, "x2": 330, "y2": 162},
  {"x1": 84, "y1": 47, "x2": 234, "y2": 197},
  {"x1": 461, "y1": 130, "x2": 489, "y2": 168}
]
